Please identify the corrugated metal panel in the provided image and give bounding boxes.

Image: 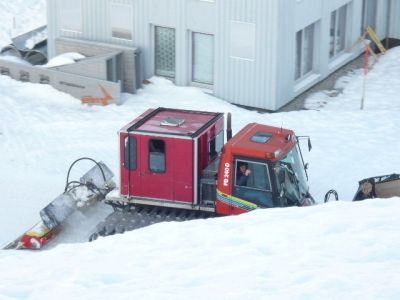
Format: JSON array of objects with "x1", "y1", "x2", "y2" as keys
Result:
[
  {"x1": 51, "y1": 0, "x2": 137, "y2": 47},
  {"x1": 214, "y1": 0, "x2": 279, "y2": 110},
  {"x1": 275, "y1": 0, "x2": 369, "y2": 109},
  {"x1": 46, "y1": 0, "x2": 56, "y2": 58},
  {"x1": 389, "y1": 0, "x2": 400, "y2": 39},
  {"x1": 46, "y1": 0, "x2": 395, "y2": 111},
  {"x1": 375, "y1": 0, "x2": 389, "y2": 38}
]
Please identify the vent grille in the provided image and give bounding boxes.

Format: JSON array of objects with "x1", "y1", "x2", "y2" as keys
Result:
[{"x1": 160, "y1": 117, "x2": 185, "y2": 127}]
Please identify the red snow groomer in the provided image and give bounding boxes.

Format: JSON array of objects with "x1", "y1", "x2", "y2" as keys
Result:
[
  {"x1": 5, "y1": 107, "x2": 315, "y2": 248},
  {"x1": 89, "y1": 107, "x2": 314, "y2": 239}
]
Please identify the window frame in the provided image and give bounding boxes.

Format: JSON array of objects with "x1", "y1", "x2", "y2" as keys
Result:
[
  {"x1": 192, "y1": 32, "x2": 215, "y2": 86},
  {"x1": 124, "y1": 136, "x2": 137, "y2": 171},
  {"x1": 230, "y1": 21, "x2": 256, "y2": 61},
  {"x1": 109, "y1": 1, "x2": 133, "y2": 41},
  {"x1": 148, "y1": 139, "x2": 166, "y2": 173},
  {"x1": 295, "y1": 22, "x2": 316, "y2": 80},
  {"x1": 154, "y1": 26, "x2": 176, "y2": 78},
  {"x1": 329, "y1": 4, "x2": 348, "y2": 59},
  {"x1": 208, "y1": 131, "x2": 224, "y2": 161},
  {"x1": 234, "y1": 159, "x2": 272, "y2": 192}
]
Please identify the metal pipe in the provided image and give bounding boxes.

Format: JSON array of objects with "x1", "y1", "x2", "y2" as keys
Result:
[{"x1": 226, "y1": 113, "x2": 232, "y2": 141}]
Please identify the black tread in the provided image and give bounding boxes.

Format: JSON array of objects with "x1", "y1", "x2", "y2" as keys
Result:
[{"x1": 89, "y1": 205, "x2": 215, "y2": 241}]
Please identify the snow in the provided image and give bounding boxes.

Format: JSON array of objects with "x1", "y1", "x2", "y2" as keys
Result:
[
  {"x1": 0, "y1": 2, "x2": 400, "y2": 298},
  {"x1": 0, "y1": 55, "x2": 31, "y2": 65},
  {"x1": 0, "y1": 0, "x2": 46, "y2": 49},
  {"x1": 24, "y1": 27, "x2": 46, "y2": 50},
  {"x1": 41, "y1": 52, "x2": 86, "y2": 68}
]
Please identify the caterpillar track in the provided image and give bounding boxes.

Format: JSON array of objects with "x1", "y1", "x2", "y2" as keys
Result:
[{"x1": 88, "y1": 204, "x2": 216, "y2": 241}]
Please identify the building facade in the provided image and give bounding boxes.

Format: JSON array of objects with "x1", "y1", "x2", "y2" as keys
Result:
[{"x1": 46, "y1": 0, "x2": 400, "y2": 110}]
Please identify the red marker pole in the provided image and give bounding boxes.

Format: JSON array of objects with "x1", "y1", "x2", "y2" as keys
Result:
[{"x1": 361, "y1": 44, "x2": 369, "y2": 110}]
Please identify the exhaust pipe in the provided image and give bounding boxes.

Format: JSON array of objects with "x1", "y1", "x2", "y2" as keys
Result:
[{"x1": 227, "y1": 113, "x2": 232, "y2": 141}]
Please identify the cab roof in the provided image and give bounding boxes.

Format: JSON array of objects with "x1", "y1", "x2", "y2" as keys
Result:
[
  {"x1": 225, "y1": 123, "x2": 297, "y2": 161},
  {"x1": 123, "y1": 107, "x2": 223, "y2": 137}
]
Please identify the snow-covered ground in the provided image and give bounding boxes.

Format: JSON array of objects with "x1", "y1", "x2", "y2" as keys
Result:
[
  {"x1": 1, "y1": 2, "x2": 400, "y2": 298},
  {"x1": 0, "y1": 0, "x2": 46, "y2": 49}
]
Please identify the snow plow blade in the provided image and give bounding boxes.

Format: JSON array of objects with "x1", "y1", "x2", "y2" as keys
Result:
[
  {"x1": 3, "y1": 222, "x2": 56, "y2": 250},
  {"x1": 354, "y1": 173, "x2": 400, "y2": 201},
  {"x1": 4, "y1": 159, "x2": 115, "y2": 250},
  {"x1": 40, "y1": 161, "x2": 114, "y2": 230}
]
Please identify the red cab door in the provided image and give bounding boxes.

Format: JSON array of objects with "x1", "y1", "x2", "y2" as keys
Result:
[
  {"x1": 137, "y1": 136, "x2": 173, "y2": 200},
  {"x1": 121, "y1": 134, "x2": 142, "y2": 196}
]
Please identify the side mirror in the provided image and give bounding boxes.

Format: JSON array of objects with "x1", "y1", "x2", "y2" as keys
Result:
[
  {"x1": 276, "y1": 168, "x2": 285, "y2": 184},
  {"x1": 308, "y1": 138, "x2": 312, "y2": 152},
  {"x1": 280, "y1": 186, "x2": 285, "y2": 198}
]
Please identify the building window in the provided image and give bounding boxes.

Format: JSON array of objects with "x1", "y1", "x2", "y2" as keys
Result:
[
  {"x1": 330, "y1": 5, "x2": 347, "y2": 59},
  {"x1": 192, "y1": 32, "x2": 214, "y2": 85},
  {"x1": 155, "y1": 26, "x2": 176, "y2": 78},
  {"x1": 110, "y1": 2, "x2": 133, "y2": 40},
  {"x1": 233, "y1": 159, "x2": 273, "y2": 208},
  {"x1": 60, "y1": 0, "x2": 82, "y2": 32},
  {"x1": 230, "y1": 21, "x2": 256, "y2": 61},
  {"x1": 149, "y1": 139, "x2": 166, "y2": 173},
  {"x1": 295, "y1": 23, "x2": 315, "y2": 80}
]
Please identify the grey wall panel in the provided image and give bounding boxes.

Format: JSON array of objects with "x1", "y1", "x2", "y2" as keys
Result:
[
  {"x1": 55, "y1": 37, "x2": 138, "y2": 93},
  {"x1": 0, "y1": 59, "x2": 121, "y2": 104},
  {"x1": 375, "y1": 0, "x2": 389, "y2": 38},
  {"x1": 275, "y1": 0, "x2": 296, "y2": 110},
  {"x1": 148, "y1": 0, "x2": 179, "y2": 27},
  {"x1": 294, "y1": 0, "x2": 322, "y2": 31},
  {"x1": 46, "y1": 0, "x2": 398, "y2": 111},
  {"x1": 389, "y1": 0, "x2": 400, "y2": 39},
  {"x1": 214, "y1": 0, "x2": 279, "y2": 110},
  {"x1": 46, "y1": 0, "x2": 56, "y2": 58},
  {"x1": 186, "y1": 0, "x2": 216, "y2": 34},
  {"x1": 276, "y1": 0, "x2": 367, "y2": 109}
]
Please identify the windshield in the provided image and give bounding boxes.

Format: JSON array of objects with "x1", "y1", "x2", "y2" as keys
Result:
[{"x1": 274, "y1": 146, "x2": 309, "y2": 204}]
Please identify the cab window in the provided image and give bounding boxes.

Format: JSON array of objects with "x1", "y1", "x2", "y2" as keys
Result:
[
  {"x1": 149, "y1": 139, "x2": 166, "y2": 173},
  {"x1": 233, "y1": 159, "x2": 273, "y2": 208},
  {"x1": 124, "y1": 136, "x2": 137, "y2": 170},
  {"x1": 209, "y1": 131, "x2": 224, "y2": 161}
]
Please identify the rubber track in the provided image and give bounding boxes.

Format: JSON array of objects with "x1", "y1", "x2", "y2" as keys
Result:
[{"x1": 89, "y1": 205, "x2": 215, "y2": 241}]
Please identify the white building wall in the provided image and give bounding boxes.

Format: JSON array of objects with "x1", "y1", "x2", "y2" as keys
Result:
[
  {"x1": 275, "y1": 0, "x2": 371, "y2": 109},
  {"x1": 389, "y1": 0, "x2": 400, "y2": 39},
  {"x1": 213, "y1": 0, "x2": 279, "y2": 110},
  {"x1": 375, "y1": 0, "x2": 389, "y2": 38},
  {"x1": 47, "y1": 0, "x2": 280, "y2": 110},
  {"x1": 46, "y1": 0, "x2": 398, "y2": 111}
]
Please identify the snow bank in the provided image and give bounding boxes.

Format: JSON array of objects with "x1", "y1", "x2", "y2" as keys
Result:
[
  {"x1": 0, "y1": 0, "x2": 46, "y2": 48},
  {"x1": 0, "y1": 55, "x2": 31, "y2": 65},
  {"x1": 1, "y1": 198, "x2": 399, "y2": 299},
  {"x1": 41, "y1": 52, "x2": 86, "y2": 68},
  {"x1": 24, "y1": 27, "x2": 47, "y2": 50},
  {"x1": 0, "y1": 1, "x2": 399, "y2": 297}
]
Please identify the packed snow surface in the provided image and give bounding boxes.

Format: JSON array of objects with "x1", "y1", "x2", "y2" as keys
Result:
[
  {"x1": 1, "y1": 2, "x2": 400, "y2": 298},
  {"x1": 0, "y1": 0, "x2": 45, "y2": 48},
  {"x1": 24, "y1": 27, "x2": 47, "y2": 50},
  {"x1": 41, "y1": 52, "x2": 86, "y2": 68}
]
